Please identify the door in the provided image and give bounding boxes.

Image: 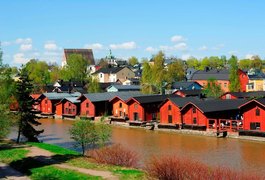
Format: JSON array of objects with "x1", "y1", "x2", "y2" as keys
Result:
[{"x1": 133, "y1": 112, "x2": 139, "y2": 121}]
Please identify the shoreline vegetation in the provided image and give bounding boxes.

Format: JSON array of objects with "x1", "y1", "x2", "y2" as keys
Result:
[{"x1": 0, "y1": 139, "x2": 264, "y2": 179}]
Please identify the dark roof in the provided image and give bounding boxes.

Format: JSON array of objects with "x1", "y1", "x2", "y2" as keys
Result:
[
  {"x1": 191, "y1": 69, "x2": 229, "y2": 80},
  {"x1": 163, "y1": 97, "x2": 201, "y2": 108},
  {"x1": 225, "y1": 91, "x2": 265, "y2": 98},
  {"x1": 82, "y1": 91, "x2": 141, "y2": 102},
  {"x1": 248, "y1": 74, "x2": 265, "y2": 80},
  {"x1": 64, "y1": 49, "x2": 95, "y2": 65},
  {"x1": 182, "y1": 99, "x2": 247, "y2": 113},
  {"x1": 107, "y1": 85, "x2": 140, "y2": 91},
  {"x1": 109, "y1": 92, "x2": 145, "y2": 102},
  {"x1": 239, "y1": 98, "x2": 265, "y2": 108},
  {"x1": 128, "y1": 94, "x2": 178, "y2": 104},
  {"x1": 93, "y1": 67, "x2": 127, "y2": 74},
  {"x1": 256, "y1": 98, "x2": 265, "y2": 106},
  {"x1": 176, "y1": 89, "x2": 202, "y2": 96},
  {"x1": 40, "y1": 92, "x2": 81, "y2": 100},
  {"x1": 171, "y1": 81, "x2": 202, "y2": 90}
]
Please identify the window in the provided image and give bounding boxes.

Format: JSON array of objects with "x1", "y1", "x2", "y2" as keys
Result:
[
  {"x1": 119, "y1": 111, "x2": 122, "y2": 116},
  {"x1": 224, "y1": 83, "x2": 227, "y2": 88},
  {"x1": 65, "y1": 108, "x2": 68, "y2": 113},
  {"x1": 119, "y1": 103, "x2": 122, "y2": 108},
  {"x1": 192, "y1": 107, "x2": 196, "y2": 113},
  {"x1": 168, "y1": 115, "x2": 172, "y2": 123},
  {"x1": 45, "y1": 100, "x2": 48, "y2": 104},
  {"x1": 250, "y1": 122, "x2": 260, "y2": 130},
  {"x1": 134, "y1": 104, "x2": 138, "y2": 109},
  {"x1": 193, "y1": 117, "x2": 197, "y2": 124},
  {"x1": 86, "y1": 110, "x2": 89, "y2": 115},
  {"x1": 86, "y1": 103, "x2": 89, "y2": 108},
  {"x1": 226, "y1": 94, "x2": 231, "y2": 99},
  {"x1": 152, "y1": 113, "x2": 156, "y2": 120},
  {"x1": 100, "y1": 73, "x2": 103, "y2": 78},
  {"x1": 256, "y1": 108, "x2": 260, "y2": 116},
  {"x1": 73, "y1": 108, "x2": 75, "y2": 112},
  {"x1": 69, "y1": 102, "x2": 71, "y2": 107},
  {"x1": 168, "y1": 105, "x2": 171, "y2": 110}
]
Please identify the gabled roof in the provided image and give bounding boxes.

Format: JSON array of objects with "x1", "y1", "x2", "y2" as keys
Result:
[
  {"x1": 127, "y1": 94, "x2": 178, "y2": 104},
  {"x1": 40, "y1": 92, "x2": 81, "y2": 100},
  {"x1": 191, "y1": 69, "x2": 229, "y2": 80},
  {"x1": 64, "y1": 49, "x2": 95, "y2": 65},
  {"x1": 159, "y1": 97, "x2": 200, "y2": 108},
  {"x1": 93, "y1": 67, "x2": 129, "y2": 74},
  {"x1": 171, "y1": 81, "x2": 202, "y2": 90},
  {"x1": 181, "y1": 99, "x2": 247, "y2": 113},
  {"x1": 81, "y1": 91, "x2": 141, "y2": 103},
  {"x1": 239, "y1": 98, "x2": 265, "y2": 109},
  {"x1": 175, "y1": 89, "x2": 202, "y2": 96},
  {"x1": 109, "y1": 92, "x2": 144, "y2": 102},
  {"x1": 107, "y1": 85, "x2": 140, "y2": 91},
  {"x1": 59, "y1": 97, "x2": 81, "y2": 104},
  {"x1": 223, "y1": 91, "x2": 265, "y2": 99}
]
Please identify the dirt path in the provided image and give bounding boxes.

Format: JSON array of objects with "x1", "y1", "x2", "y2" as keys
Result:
[{"x1": 25, "y1": 146, "x2": 119, "y2": 180}]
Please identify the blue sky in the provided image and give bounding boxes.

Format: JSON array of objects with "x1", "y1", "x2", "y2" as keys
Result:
[{"x1": 1, "y1": 0, "x2": 265, "y2": 67}]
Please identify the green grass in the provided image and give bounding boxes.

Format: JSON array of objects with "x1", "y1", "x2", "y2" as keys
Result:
[
  {"x1": 30, "y1": 165, "x2": 102, "y2": 180},
  {"x1": 27, "y1": 142, "x2": 80, "y2": 155},
  {"x1": 113, "y1": 169, "x2": 145, "y2": 180},
  {"x1": 0, "y1": 148, "x2": 29, "y2": 164}
]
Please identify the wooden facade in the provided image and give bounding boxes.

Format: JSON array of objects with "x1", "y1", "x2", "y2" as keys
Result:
[
  {"x1": 160, "y1": 100, "x2": 182, "y2": 124},
  {"x1": 110, "y1": 97, "x2": 128, "y2": 118}
]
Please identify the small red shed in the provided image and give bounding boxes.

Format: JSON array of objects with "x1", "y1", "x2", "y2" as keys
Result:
[{"x1": 56, "y1": 97, "x2": 80, "y2": 118}]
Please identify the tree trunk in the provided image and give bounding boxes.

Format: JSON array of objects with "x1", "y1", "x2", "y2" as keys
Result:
[
  {"x1": 16, "y1": 123, "x2": 21, "y2": 143},
  {"x1": 82, "y1": 142, "x2": 85, "y2": 156}
]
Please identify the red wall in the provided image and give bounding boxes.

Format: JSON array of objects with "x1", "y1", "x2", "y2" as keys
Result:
[
  {"x1": 174, "y1": 91, "x2": 186, "y2": 97},
  {"x1": 80, "y1": 98, "x2": 95, "y2": 117},
  {"x1": 160, "y1": 100, "x2": 181, "y2": 124},
  {"x1": 239, "y1": 70, "x2": 248, "y2": 92},
  {"x1": 40, "y1": 97, "x2": 53, "y2": 114},
  {"x1": 63, "y1": 101, "x2": 78, "y2": 116},
  {"x1": 182, "y1": 104, "x2": 208, "y2": 126},
  {"x1": 128, "y1": 101, "x2": 144, "y2": 121},
  {"x1": 112, "y1": 99, "x2": 128, "y2": 117},
  {"x1": 241, "y1": 102, "x2": 265, "y2": 131},
  {"x1": 56, "y1": 103, "x2": 63, "y2": 116},
  {"x1": 196, "y1": 80, "x2": 230, "y2": 93},
  {"x1": 220, "y1": 93, "x2": 238, "y2": 100}
]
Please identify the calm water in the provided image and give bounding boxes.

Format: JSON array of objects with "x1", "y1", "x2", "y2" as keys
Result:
[{"x1": 9, "y1": 118, "x2": 265, "y2": 174}]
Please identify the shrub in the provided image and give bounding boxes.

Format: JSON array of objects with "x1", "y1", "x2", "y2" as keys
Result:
[
  {"x1": 88, "y1": 144, "x2": 139, "y2": 168},
  {"x1": 145, "y1": 155, "x2": 263, "y2": 180}
]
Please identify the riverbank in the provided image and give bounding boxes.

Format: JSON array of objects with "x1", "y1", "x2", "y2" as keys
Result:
[
  {"x1": 0, "y1": 140, "x2": 146, "y2": 179},
  {"x1": 110, "y1": 121, "x2": 265, "y2": 143}
]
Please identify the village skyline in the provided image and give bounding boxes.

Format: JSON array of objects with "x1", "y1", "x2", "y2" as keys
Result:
[{"x1": 1, "y1": 0, "x2": 265, "y2": 67}]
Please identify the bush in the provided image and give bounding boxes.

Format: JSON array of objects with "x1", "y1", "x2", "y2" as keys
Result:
[
  {"x1": 88, "y1": 144, "x2": 139, "y2": 168},
  {"x1": 145, "y1": 155, "x2": 263, "y2": 180}
]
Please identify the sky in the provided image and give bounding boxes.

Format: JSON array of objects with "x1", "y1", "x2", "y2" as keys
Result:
[{"x1": 1, "y1": 0, "x2": 265, "y2": 67}]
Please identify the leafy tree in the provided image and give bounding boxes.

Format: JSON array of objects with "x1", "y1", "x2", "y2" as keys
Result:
[
  {"x1": 87, "y1": 77, "x2": 101, "y2": 93},
  {"x1": 239, "y1": 59, "x2": 252, "y2": 70},
  {"x1": 60, "y1": 54, "x2": 89, "y2": 82},
  {"x1": 128, "y1": 56, "x2": 139, "y2": 66},
  {"x1": 251, "y1": 56, "x2": 262, "y2": 70},
  {"x1": 24, "y1": 59, "x2": 51, "y2": 93},
  {"x1": 49, "y1": 64, "x2": 61, "y2": 83},
  {"x1": 165, "y1": 59, "x2": 185, "y2": 83},
  {"x1": 152, "y1": 51, "x2": 166, "y2": 93},
  {"x1": 228, "y1": 55, "x2": 241, "y2": 92},
  {"x1": 202, "y1": 78, "x2": 223, "y2": 98},
  {"x1": 141, "y1": 60, "x2": 154, "y2": 94},
  {"x1": 199, "y1": 57, "x2": 210, "y2": 70},
  {"x1": 69, "y1": 120, "x2": 111, "y2": 155},
  {"x1": 98, "y1": 58, "x2": 109, "y2": 68},
  {"x1": 186, "y1": 57, "x2": 200, "y2": 69},
  {"x1": 15, "y1": 68, "x2": 44, "y2": 143}
]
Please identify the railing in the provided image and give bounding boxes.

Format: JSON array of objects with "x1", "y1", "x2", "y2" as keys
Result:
[{"x1": 208, "y1": 119, "x2": 243, "y2": 132}]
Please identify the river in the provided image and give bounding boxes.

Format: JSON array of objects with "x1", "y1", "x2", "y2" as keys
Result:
[{"x1": 9, "y1": 118, "x2": 265, "y2": 174}]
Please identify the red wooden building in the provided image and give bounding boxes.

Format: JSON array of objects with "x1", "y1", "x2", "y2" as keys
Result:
[
  {"x1": 220, "y1": 91, "x2": 265, "y2": 100},
  {"x1": 109, "y1": 92, "x2": 143, "y2": 119},
  {"x1": 173, "y1": 89, "x2": 203, "y2": 98},
  {"x1": 180, "y1": 99, "x2": 247, "y2": 131},
  {"x1": 239, "y1": 98, "x2": 265, "y2": 132},
  {"x1": 126, "y1": 94, "x2": 178, "y2": 122},
  {"x1": 37, "y1": 92, "x2": 81, "y2": 115},
  {"x1": 55, "y1": 97, "x2": 80, "y2": 118},
  {"x1": 159, "y1": 97, "x2": 199, "y2": 125}
]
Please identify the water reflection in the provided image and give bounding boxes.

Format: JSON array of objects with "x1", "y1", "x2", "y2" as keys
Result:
[{"x1": 9, "y1": 119, "x2": 265, "y2": 174}]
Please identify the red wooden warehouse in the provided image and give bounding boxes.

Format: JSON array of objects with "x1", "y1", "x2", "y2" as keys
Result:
[
  {"x1": 180, "y1": 99, "x2": 247, "y2": 131},
  {"x1": 55, "y1": 97, "x2": 80, "y2": 118},
  {"x1": 159, "y1": 97, "x2": 199, "y2": 125},
  {"x1": 239, "y1": 98, "x2": 265, "y2": 132},
  {"x1": 126, "y1": 94, "x2": 177, "y2": 122}
]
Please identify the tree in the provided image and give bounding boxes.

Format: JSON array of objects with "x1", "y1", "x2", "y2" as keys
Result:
[
  {"x1": 98, "y1": 58, "x2": 109, "y2": 68},
  {"x1": 128, "y1": 56, "x2": 139, "y2": 66},
  {"x1": 141, "y1": 60, "x2": 155, "y2": 94},
  {"x1": 152, "y1": 51, "x2": 166, "y2": 93},
  {"x1": 15, "y1": 68, "x2": 44, "y2": 143},
  {"x1": 229, "y1": 55, "x2": 241, "y2": 92},
  {"x1": 87, "y1": 77, "x2": 101, "y2": 93},
  {"x1": 251, "y1": 56, "x2": 262, "y2": 70},
  {"x1": 239, "y1": 59, "x2": 252, "y2": 70},
  {"x1": 60, "y1": 54, "x2": 89, "y2": 82},
  {"x1": 202, "y1": 78, "x2": 223, "y2": 98},
  {"x1": 186, "y1": 57, "x2": 200, "y2": 69},
  {"x1": 69, "y1": 120, "x2": 111, "y2": 155},
  {"x1": 165, "y1": 59, "x2": 185, "y2": 83}
]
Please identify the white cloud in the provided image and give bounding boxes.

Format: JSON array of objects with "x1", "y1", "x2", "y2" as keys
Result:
[
  {"x1": 145, "y1": 46, "x2": 157, "y2": 52},
  {"x1": 20, "y1": 43, "x2": 32, "y2": 51},
  {"x1": 13, "y1": 53, "x2": 28, "y2": 64},
  {"x1": 44, "y1": 42, "x2": 58, "y2": 51},
  {"x1": 160, "y1": 43, "x2": 187, "y2": 51},
  {"x1": 84, "y1": 43, "x2": 103, "y2": 50},
  {"x1": 109, "y1": 41, "x2": 136, "y2": 50},
  {"x1": 198, "y1": 45, "x2": 208, "y2": 51},
  {"x1": 181, "y1": 54, "x2": 192, "y2": 60},
  {"x1": 171, "y1": 35, "x2": 185, "y2": 42},
  {"x1": 228, "y1": 50, "x2": 238, "y2": 55},
  {"x1": 15, "y1": 38, "x2": 32, "y2": 44},
  {"x1": 1, "y1": 41, "x2": 12, "y2": 46},
  {"x1": 245, "y1": 54, "x2": 254, "y2": 59}
]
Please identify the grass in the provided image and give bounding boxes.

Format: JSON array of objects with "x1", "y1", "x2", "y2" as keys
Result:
[
  {"x1": 30, "y1": 165, "x2": 102, "y2": 180},
  {"x1": 0, "y1": 148, "x2": 29, "y2": 164},
  {"x1": 27, "y1": 142, "x2": 80, "y2": 155},
  {"x1": 113, "y1": 169, "x2": 145, "y2": 180}
]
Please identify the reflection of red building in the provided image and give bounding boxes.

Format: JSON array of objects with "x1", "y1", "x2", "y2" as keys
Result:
[
  {"x1": 55, "y1": 97, "x2": 80, "y2": 118},
  {"x1": 9, "y1": 96, "x2": 19, "y2": 111},
  {"x1": 159, "y1": 97, "x2": 199, "y2": 125},
  {"x1": 239, "y1": 98, "x2": 265, "y2": 131},
  {"x1": 180, "y1": 99, "x2": 247, "y2": 130},
  {"x1": 127, "y1": 95, "x2": 177, "y2": 122},
  {"x1": 30, "y1": 94, "x2": 41, "y2": 112}
]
